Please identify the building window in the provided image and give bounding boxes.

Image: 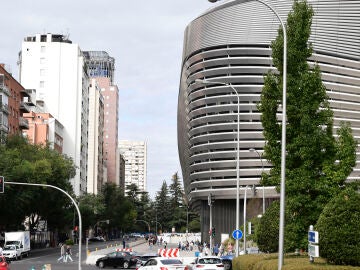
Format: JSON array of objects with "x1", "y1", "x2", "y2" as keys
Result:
[
  {"x1": 39, "y1": 81, "x2": 45, "y2": 88},
  {"x1": 40, "y1": 69, "x2": 46, "y2": 76},
  {"x1": 40, "y1": 57, "x2": 45, "y2": 64},
  {"x1": 41, "y1": 46, "x2": 46, "y2": 53}
]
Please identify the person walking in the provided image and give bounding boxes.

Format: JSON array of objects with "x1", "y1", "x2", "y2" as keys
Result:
[
  {"x1": 64, "y1": 245, "x2": 73, "y2": 262},
  {"x1": 57, "y1": 243, "x2": 66, "y2": 262}
]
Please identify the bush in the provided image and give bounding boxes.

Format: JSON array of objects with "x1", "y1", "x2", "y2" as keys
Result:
[
  {"x1": 255, "y1": 201, "x2": 279, "y2": 253},
  {"x1": 316, "y1": 188, "x2": 360, "y2": 266}
]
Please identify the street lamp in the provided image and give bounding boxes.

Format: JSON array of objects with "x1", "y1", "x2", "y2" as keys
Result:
[
  {"x1": 249, "y1": 148, "x2": 265, "y2": 214},
  {"x1": 205, "y1": 1, "x2": 287, "y2": 268},
  {"x1": 195, "y1": 78, "x2": 241, "y2": 257}
]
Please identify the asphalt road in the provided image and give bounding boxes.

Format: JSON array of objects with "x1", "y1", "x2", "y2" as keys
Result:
[
  {"x1": 9, "y1": 239, "x2": 184, "y2": 270},
  {"x1": 9, "y1": 239, "x2": 133, "y2": 270}
]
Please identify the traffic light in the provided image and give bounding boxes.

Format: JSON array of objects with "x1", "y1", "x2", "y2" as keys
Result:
[
  {"x1": 212, "y1": 227, "x2": 216, "y2": 237},
  {"x1": 248, "y1": 222, "x2": 255, "y2": 235},
  {"x1": 0, "y1": 176, "x2": 4, "y2": 193}
]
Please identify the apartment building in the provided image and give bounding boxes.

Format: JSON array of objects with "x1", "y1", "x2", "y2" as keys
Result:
[
  {"x1": 84, "y1": 51, "x2": 119, "y2": 185},
  {"x1": 118, "y1": 140, "x2": 147, "y2": 193},
  {"x1": 18, "y1": 33, "x2": 89, "y2": 195}
]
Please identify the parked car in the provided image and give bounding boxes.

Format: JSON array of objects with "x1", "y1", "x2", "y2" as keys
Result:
[
  {"x1": 88, "y1": 236, "x2": 106, "y2": 242},
  {"x1": 137, "y1": 257, "x2": 189, "y2": 270},
  {"x1": 96, "y1": 251, "x2": 139, "y2": 268},
  {"x1": 191, "y1": 256, "x2": 224, "y2": 270},
  {"x1": 0, "y1": 256, "x2": 10, "y2": 270}
]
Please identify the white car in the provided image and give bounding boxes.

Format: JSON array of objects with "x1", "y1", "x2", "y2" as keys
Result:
[
  {"x1": 137, "y1": 257, "x2": 189, "y2": 270},
  {"x1": 191, "y1": 256, "x2": 224, "y2": 270}
]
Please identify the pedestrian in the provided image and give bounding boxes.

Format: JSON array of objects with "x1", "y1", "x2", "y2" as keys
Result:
[
  {"x1": 123, "y1": 238, "x2": 126, "y2": 249},
  {"x1": 64, "y1": 245, "x2": 73, "y2": 262},
  {"x1": 57, "y1": 243, "x2": 66, "y2": 262},
  {"x1": 214, "y1": 244, "x2": 219, "y2": 256}
]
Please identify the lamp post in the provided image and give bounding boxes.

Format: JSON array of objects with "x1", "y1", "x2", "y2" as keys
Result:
[
  {"x1": 249, "y1": 148, "x2": 265, "y2": 214},
  {"x1": 195, "y1": 78, "x2": 241, "y2": 256},
  {"x1": 205, "y1": 1, "x2": 287, "y2": 268}
]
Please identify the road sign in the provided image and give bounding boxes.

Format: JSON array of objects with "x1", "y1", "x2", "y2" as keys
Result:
[
  {"x1": 308, "y1": 244, "x2": 319, "y2": 257},
  {"x1": 232, "y1": 229, "x2": 243, "y2": 240},
  {"x1": 308, "y1": 231, "x2": 319, "y2": 243}
]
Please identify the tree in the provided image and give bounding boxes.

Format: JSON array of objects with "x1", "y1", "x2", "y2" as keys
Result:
[
  {"x1": 155, "y1": 181, "x2": 171, "y2": 232},
  {"x1": 255, "y1": 201, "x2": 280, "y2": 253},
  {"x1": 78, "y1": 193, "x2": 105, "y2": 235},
  {"x1": 316, "y1": 187, "x2": 360, "y2": 266},
  {"x1": 168, "y1": 172, "x2": 186, "y2": 231},
  {"x1": 0, "y1": 135, "x2": 76, "y2": 232},
  {"x1": 258, "y1": 0, "x2": 357, "y2": 251},
  {"x1": 101, "y1": 183, "x2": 136, "y2": 234}
]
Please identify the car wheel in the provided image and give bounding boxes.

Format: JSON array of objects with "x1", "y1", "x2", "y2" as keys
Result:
[
  {"x1": 123, "y1": 261, "x2": 130, "y2": 269},
  {"x1": 98, "y1": 261, "x2": 105, "y2": 268}
]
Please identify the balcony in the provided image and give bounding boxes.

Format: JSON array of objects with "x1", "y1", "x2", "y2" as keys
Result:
[
  {"x1": 0, "y1": 103, "x2": 9, "y2": 114},
  {"x1": 0, "y1": 84, "x2": 10, "y2": 96},
  {"x1": 0, "y1": 123, "x2": 8, "y2": 133},
  {"x1": 20, "y1": 102, "x2": 31, "y2": 113},
  {"x1": 22, "y1": 89, "x2": 36, "y2": 106},
  {"x1": 19, "y1": 117, "x2": 29, "y2": 129}
]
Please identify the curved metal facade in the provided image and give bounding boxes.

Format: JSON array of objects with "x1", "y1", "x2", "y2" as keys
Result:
[{"x1": 177, "y1": 0, "x2": 360, "y2": 240}]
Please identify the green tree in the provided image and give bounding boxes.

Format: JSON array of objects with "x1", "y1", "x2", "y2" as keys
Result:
[
  {"x1": 258, "y1": 0, "x2": 357, "y2": 251},
  {"x1": 0, "y1": 135, "x2": 76, "y2": 232},
  {"x1": 102, "y1": 183, "x2": 136, "y2": 233},
  {"x1": 168, "y1": 172, "x2": 186, "y2": 231},
  {"x1": 78, "y1": 193, "x2": 105, "y2": 234},
  {"x1": 255, "y1": 201, "x2": 280, "y2": 253},
  {"x1": 316, "y1": 186, "x2": 360, "y2": 265},
  {"x1": 155, "y1": 181, "x2": 171, "y2": 232}
]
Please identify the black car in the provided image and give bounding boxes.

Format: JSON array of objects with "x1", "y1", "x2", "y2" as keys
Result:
[{"x1": 96, "y1": 251, "x2": 139, "y2": 268}]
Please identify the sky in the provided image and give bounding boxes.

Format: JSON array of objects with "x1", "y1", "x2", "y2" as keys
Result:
[{"x1": 1, "y1": 0, "x2": 217, "y2": 198}]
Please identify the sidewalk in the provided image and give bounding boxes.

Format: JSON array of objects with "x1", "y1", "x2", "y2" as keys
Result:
[{"x1": 85, "y1": 238, "x2": 146, "y2": 265}]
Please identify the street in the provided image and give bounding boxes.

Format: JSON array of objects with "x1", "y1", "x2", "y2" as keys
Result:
[
  {"x1": 9, "y1": 240, "x2": 129, "y2": 270},
  {"x1": 9, "y1": 238, "x2": 185, "y2": 270}
]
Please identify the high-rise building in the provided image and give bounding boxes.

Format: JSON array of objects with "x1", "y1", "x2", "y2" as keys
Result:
[
  {"x1": 18, "y1": 33, "x2": 90, "y2": 195},
  {"x1": 178, "y1": 0, "x2": 360, "y2": 242},
  {"x1": 87, "y1": 78, "x2": 105, "y2": 194},
  {"x1": 84, "y1": 51, "x2": 119, "y2": 185},
  {"x1": 118, "y1": 140, "x2": 147, "y2": 193}
]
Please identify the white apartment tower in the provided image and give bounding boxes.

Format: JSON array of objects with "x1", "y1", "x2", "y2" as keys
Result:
[
  {"x1": 118, "y1": 140, "x2": 147, "y2": 193},
  {"x1": 18, "y1": 33, "x2": 89, "y2": 195}
]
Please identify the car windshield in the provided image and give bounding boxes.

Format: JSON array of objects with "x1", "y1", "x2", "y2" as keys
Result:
[
  {"x1": 161, "y1": 259, "x2": 183, "y2": 265},
  {"x1": 199, "y1": 258, "x2": 222, "y2": 264},
  {"x1": 4, "y1": 246, "x2": 15, "y2": 250}
]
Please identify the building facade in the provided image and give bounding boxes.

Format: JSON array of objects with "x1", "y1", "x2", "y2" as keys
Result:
[
  {"x1": 0, "y1": 64, "x2": 35, "y2": 138},
  {"x1": 178, "y1": 0, "x2": 360, "y2": 243},
  {"x1": 84, "y1": 51, "x2": 119, "y2": 185},
  {"x1": 22, "y1": 111, "x2": 64, "y2": 153},
  {"x1": 118, "y1": 140, "x2": 147, "y2": 193},
  {"x1": 87, "y1": 79, "x2": 105, "y2": 194},
  {"x1": 18, "y1": 33, "x2": 90, "y2": 195}
]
